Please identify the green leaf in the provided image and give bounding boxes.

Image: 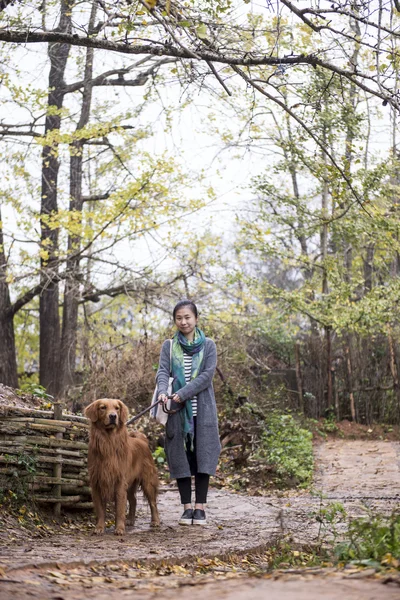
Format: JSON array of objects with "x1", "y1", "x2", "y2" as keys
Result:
[{"x1": 196, "y1": 23, "x2": 208, "y2": 39}]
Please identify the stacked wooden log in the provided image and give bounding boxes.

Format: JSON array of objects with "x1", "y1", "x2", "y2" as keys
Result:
[{"x1": 0, "y1": 403, "x2": 92, "y2": 512}]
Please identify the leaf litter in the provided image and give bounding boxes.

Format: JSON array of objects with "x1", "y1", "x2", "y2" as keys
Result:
[{"x1": 0, "y1": 440, "x2": 399, "y2": 599}]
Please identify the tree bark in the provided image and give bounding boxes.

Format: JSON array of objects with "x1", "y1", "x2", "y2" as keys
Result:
[
  {"x1": 325, "y1": 327, "x2": 333, "y2": 410},
  {"x1": 58, "y1": 1, "x2": 97, "y2": 398},
  {"x1": 39, "y1": 1, "x2": 72, "y2": 395},
  {"x1": 321, "y1": 111, "x2": 331, "y2": 412},
  {"x1": 345, "y1": 341, "x2": 356, "y2": 421},
  {"x1": 342, "y1": 11, "x2": 360, "y2": 283},
  {"x1": 294, "y1": 341, "x2": 304, "y2": 413},
  {"x1": 0, "y1": 206, "x2": 18, "y2": 387},
  {"x1": 363, "y1": 244, "x2": 374, "y2": 292},
  {"x1": 387, "y1": 328, "x2": 400, "y2": 421}
]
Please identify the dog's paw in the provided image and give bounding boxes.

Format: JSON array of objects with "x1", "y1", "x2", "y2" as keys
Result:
[
  {"x1": 94, "y1": 526, "x2": 105, "y2": 535},
  {"x1": 115, "y1": 527, "x2": 125, "y2": 536},
  {"x1": 151, "y1": 520, "x2": 160, "y2": 527},
  {"x1": 126, "y1": 518, "x2": 135, "y2": 527}
]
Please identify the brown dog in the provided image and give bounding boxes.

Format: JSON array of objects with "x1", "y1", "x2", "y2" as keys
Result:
[{"x1": 85, "y1": 398, "x2": 160, "y2": 535}]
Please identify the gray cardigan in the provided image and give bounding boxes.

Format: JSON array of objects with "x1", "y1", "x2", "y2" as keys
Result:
[{"x1": 156, "y1": 338, "x2": 221, "y2": 479}]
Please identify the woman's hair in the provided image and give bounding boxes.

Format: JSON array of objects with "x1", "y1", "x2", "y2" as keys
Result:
[{"x1": 172, "y1": 300, "x2": 198, "y2": 320}]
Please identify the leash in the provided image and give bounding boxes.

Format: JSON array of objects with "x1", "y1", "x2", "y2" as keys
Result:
[{"x1": 126, "y1": 396, "x2": 185, "y2": 426}]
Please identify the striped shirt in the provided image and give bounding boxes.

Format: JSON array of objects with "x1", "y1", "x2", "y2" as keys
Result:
[{"x1": 183, "y1": 352, "x2": 197, "y2": 416}]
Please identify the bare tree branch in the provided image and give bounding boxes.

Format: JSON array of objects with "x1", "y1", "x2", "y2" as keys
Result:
[
  {"x1": 0, "y1": 27, "x2": 395, "y2": 108},
  {"x1": 280, "y1": 0, "x2": 323, "y2": 33},
  {"x1": 80, "y1": 270, "x2": 193, "y2": 303},
  {"x1": 0, "y1": 129, "x2": 41, "y2": 137},
  {"x1": 230, "y1": 64, "x2": 370, "y2": 216},
  {"x1": 81, "y1": 192, "x2": 111, "y2": 202},
  {"x1": 62, "y1": 57, "x2": 177, "y2": 94}
]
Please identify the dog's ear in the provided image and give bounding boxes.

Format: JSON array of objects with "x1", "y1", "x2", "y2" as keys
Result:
[
  {"x1": 85, "y1": 401, "x2": 100, "y2": 423},
  {"x1": 118, "y1": 400, "x2": 129, "y2": 424}
]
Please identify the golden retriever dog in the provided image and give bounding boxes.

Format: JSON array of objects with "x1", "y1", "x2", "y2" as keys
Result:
[{"x1": 85, "y1": 398, "x2": 160, "y2": 535}]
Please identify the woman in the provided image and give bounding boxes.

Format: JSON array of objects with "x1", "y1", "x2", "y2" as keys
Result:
[{"x1": 156, "y1": 300, "x2": 220, "y2": 526}]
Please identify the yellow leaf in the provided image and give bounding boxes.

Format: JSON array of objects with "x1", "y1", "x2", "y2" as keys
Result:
[{"x1": 39, "y1": 249, "x2": 49, "y2": 261}]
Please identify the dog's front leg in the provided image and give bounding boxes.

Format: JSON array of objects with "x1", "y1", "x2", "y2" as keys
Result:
[
  {"x1": 114, "y1": 483, "x2": 128, "y2": 535},
  {"x1": 92, "y1": 487, "x2": 106, "y2": 535},
  {"x1": 127, "y1": 481, "x2": 138, "y2": 527}
]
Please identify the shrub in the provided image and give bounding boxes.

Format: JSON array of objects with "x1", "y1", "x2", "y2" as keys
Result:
[
  {"x1": 335, "y1": 512, "x2": 400, "y2": 564},
  {"x1": 152, "y1": 446, "x2": 166, "y2": 465},
  {"x1": 258, "y1": 412, "x2": 314, "y2": 486}
]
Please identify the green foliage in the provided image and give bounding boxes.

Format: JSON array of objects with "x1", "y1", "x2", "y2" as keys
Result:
[
  {"x1": 0, "y1": 451, "x2": 38, "y2": 506},
  {"x1": 335, "y1": 512, "x2": 400, "y2": 564},
  {"x1": 17, "y1": 382, "x2": 54, "y2": 401},
  {"x1": 152, "y1": 446, "x2": 166, "y2": 465},
  {"x1": 13, "y1": 451, "x2": 38, "y2": 475},
  {"x1": 267, "y1": 541, "x2": 329, "y2": 569},
  {"x1": 269, "y1": 505, "x2": 400, "y2": 570},
  {"x1": 311, "y1": 496, "x2": 400, "y2": 567},
  {"x1": 312, "y1": 496, "x2": 348, "y2": 547},
  {"x1": 258, "y1": 412, "x2": 314, "y2": 486},
  {"x1": 321, "y1": 409, "x2": 339, "y2": 434},
  {"x1": 249, "y1": 317, "x2": 296, "y2": 365}
]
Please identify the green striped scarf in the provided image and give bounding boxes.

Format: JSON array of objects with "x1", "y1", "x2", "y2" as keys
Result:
[{"x1": 171, "y1": 327, "x2": 206, "y2": 449}]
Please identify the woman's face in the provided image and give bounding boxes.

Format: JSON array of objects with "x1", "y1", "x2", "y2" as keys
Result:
[{"x1": 174, "y1": 306, "x2": 198, "y2": 338}]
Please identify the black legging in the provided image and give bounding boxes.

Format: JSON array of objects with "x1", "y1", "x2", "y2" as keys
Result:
[
  {"x1": 176, "y1": 417, "x2": 210, "y2": 504},
  {"x1": 177, "y1": 473, "x2": 209, "y2": 504}
]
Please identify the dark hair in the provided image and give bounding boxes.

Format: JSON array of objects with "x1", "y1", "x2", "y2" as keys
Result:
[{"x1": 173, "y1": 300, "x2": 198, "y2": 320}]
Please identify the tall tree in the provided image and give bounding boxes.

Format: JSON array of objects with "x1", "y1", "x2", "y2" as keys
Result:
[
  {"x1": 0, "y1": 206, "x2": 18, "y2": 387},
  {"x1": 59, "y1": 0, "x2": 97, "y2": 396},
  {"x1": 39, "y1": 0, "x2": 72, "y2": 394},
  {"x1": 0, "y1": 0, "x2": 206, "y2": 393}
]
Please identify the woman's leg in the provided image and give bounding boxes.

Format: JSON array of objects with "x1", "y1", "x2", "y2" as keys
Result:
[
  {"x1": 194, "y1": 473, "x2": 209, "y2": 507},
  {"x1": 176, "y1": 476, "x2": 192, "y2": 508},
  {"x1": 193, "y1": 474, "x2": 209, "y2": 524},
  {"x1": 177, "y1": 476, "x2": 193, "y2": 525}
]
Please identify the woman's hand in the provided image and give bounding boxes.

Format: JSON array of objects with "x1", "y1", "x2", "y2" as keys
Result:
[
  {"x1": 171, "y1": 393, "x2": 182, "y2": 403},
  {"x1": 158, "y1": 393, "x2": 168, "y2": 404}
]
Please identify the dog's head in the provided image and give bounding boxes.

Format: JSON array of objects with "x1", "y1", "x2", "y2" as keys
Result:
[{"x1": 84, "y1": 399, "x2": 129, "y2": 430}]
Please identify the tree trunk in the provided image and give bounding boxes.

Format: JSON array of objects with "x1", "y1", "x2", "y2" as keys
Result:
[
  {"x1": 342, "y1": 12, "x2": 360, "y2": 284},
  {"x1": 58, "y1": 1, "x2": 96, "y2": 398},
  {"x1": 340, "y1": 18, "x2": 360, "y2": 425},
  {"x1": 294, "y1": 341, "x2": 304, "y2": 413},
  {"x1": 363, "y1": 243, "x2": 374, "y2": 292},
  {"x1": 39, "y1": 1, "x2": 72, "y2": 395},
  {"x1": 387, "y1": 328, "x2": 400, "y2": 421},
  {"x1": 326, "y1": 326, "x2": 333, "y2": 409},
  {"x1": 345, "y1": 341, "x2": 356, "y2": 421},
  {"x1": 0, "y1": 207, "x2": 18, "y2": 387},
  {"x1": 321, "y1": 115, "x2": 330, "y2": 413}
]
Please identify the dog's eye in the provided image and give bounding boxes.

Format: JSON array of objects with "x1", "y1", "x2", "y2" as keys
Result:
[
  {"x1": 100, "y1": 406, "x2": 106, "y2": 410},
  {"x1": 115, "y1": 406, "x2": 120, "y2": 411}
]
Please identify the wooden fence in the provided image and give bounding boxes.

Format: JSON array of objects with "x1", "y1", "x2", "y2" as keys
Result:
[{"x1": 0, "y1": 403, "x2": 92, "y2": 514}]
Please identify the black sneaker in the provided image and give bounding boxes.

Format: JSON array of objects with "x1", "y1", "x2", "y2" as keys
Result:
[
  {"x1": 179, "y1": 508, "x2": 193, "y2": 526},
  {"x1": 192, "y1": 509, "x2": 207, "y2": 525}
]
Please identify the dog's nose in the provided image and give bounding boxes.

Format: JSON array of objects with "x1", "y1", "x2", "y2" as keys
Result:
[{"x1": 109, "y1": 413, "x2": 117, "y2": 423}]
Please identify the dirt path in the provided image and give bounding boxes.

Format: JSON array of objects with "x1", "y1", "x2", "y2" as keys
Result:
[
  {"x1": 0, "y1": 440, "x2": 399, "y2": 599},
  {"x1": 0, "y1": 563, "x2": 399, "y2": 600},
  {"x1": 314, "y1": 439, "x2": 400, "y2": 499}
]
